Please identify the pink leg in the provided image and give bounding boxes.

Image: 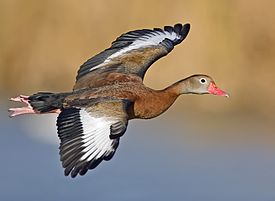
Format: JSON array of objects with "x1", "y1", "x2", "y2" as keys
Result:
[
  {"x1": 9, "y1": 95, "x2": 36, "y2": 117},
  {"x1": 9, "y1": 95, "x2": 61, "y2": 117}
]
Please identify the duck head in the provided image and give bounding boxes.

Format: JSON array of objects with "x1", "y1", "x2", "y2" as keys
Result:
[{"x1": 178, "y1": 74, "x2": 229, "y2": 97}]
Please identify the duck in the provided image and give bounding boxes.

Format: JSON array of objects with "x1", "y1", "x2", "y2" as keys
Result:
[{"x1": 9, "y1": 23, "x2": 228, "y2": 178}]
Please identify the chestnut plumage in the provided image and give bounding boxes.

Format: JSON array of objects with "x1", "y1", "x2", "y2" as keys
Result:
[{"x1": 9, "y1": 23, "x2": 228, "y2": 178}]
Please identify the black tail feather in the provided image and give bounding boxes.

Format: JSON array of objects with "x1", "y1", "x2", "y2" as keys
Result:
[{"x1": 29, "y1": 92, "x2": 70, "y2": 113}]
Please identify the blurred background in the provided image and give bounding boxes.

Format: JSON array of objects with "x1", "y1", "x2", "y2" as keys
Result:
[{"x1": 1, "y1": 0, "x2": 275, "y2": 200}]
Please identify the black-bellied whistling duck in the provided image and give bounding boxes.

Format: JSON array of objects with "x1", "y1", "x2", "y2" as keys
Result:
[{"x1": 9, "y1": 23, "x2": 228, "y2": 178}]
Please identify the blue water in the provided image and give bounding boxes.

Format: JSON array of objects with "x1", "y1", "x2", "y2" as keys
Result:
[{"x1": 1, "y1": 107, "x2": 275, "y2": 201}]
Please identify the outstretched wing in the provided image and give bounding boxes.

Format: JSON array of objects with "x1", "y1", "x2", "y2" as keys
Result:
[
  {"x1": 56, "y1": 99, "x2": 132, "y2": 178},
  {"x1": 74, "y1": 23, "x2": 190, "y2": 88}
]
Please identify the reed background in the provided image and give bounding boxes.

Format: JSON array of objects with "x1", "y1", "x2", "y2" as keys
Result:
[{"x1": 1, "y1": 0, "x2": 275, "y2": 200}]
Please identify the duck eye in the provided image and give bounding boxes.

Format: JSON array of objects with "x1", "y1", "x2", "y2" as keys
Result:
[{"x1": 200, "y1": 78, "x2": 206, "y2": 84}]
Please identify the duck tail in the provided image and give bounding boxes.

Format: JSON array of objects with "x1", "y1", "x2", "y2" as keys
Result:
[{"x1": 28, "y1": 92, "x2": 69, "y2": 113}]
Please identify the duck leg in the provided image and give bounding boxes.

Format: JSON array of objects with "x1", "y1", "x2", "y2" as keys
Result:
[
  {"x1": 9, "y1": 95, "x2": 37, "y2": 117},
  {"x1": 9, "y1": 94, "x2": 62, "y2": 117},
  {"x1": 9, "y1": 95, "x2": 61, "y2": 117}
]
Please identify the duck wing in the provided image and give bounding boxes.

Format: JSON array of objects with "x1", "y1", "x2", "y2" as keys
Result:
[
  {"x1": 74, "y1": 23, "x2": 190, "y2": 90},
  {"x1": 56, "y1": 98, "x2": 132, "y2": 178}
]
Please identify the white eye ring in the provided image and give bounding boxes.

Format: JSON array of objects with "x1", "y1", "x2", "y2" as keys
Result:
[{"x1": 199, "y1": 78, "x2": 207, "y2": 84}]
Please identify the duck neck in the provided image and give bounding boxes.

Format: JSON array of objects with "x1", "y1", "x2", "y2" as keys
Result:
[
  {"x1": 134, "y1": 81, "x2": 188, "y2": 119},
  {"x1": 164, "y1": 79, "x2": 190, "y2": 96},
  {"x1": 150, "y1": 81, "x2": 188, "y2": 116}
]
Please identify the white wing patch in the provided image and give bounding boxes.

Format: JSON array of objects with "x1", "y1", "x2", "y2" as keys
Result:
[
  {"x1": 57, "y1": 107, "x2": 125, "y2": 177},
  {"x1": 75, "y1": 23, "x2": 190, "y2": 81},
  {"x1": 106, "y1": 31, "x2": 179, "y2": 60},
  {"x1": 90, "y1": 30, "x2": 180, "y2": 72},
  {"x1": 79, "y1": 109, "x2": 116, "y2": 161}
]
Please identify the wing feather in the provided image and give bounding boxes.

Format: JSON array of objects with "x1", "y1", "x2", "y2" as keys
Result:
[
  {"x1": 75, "y1": 23, "x2": 190, "y2": 85},
  {"x1": 56, "y1": 99, "x2": 131, "y2": 178}
]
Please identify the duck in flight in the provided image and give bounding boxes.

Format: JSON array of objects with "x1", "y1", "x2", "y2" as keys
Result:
[{"x1": 9, "y1": 23, "x2": 228, "y2": 178}]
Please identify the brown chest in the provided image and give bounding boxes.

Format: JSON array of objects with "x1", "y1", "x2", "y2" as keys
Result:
[{"x1": 133, "y1": 91, "x2": 177, "y2": 119}]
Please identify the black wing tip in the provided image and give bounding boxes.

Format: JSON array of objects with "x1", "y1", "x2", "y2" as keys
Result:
[
  {"x1": 172, "y1": 23, "x2": 191, "y2": 44},
  {"x1": 62, "y1": 139, "x2": 120, "y2": 178},
  {"x1": 63, "y1": 148, "x2": 119, "y2": 178},
  {"x1": 63, "y1": 157, "x2": 104, "y2": 178},
  {"x1": 155, "y1": 22, "x2": 191, "y2": 47},
  {"x1": 173, "y1": 23, "x2": 191, "y2": 29},
  {"x1": 164, "y1": 25, "x2": 174, "y2": 33},
  {"x1": 181, "y1": 23, "x2": 191, "y2": 39}
]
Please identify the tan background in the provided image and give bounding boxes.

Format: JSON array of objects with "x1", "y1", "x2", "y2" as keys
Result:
[
  {"x1": 1, "y1": 0, "x2": 275, "y2": 119},
  {"x1": 0, "y1": 1, "x2": 275, "y2": 200}
]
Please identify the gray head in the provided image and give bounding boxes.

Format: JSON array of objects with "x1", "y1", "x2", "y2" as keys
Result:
[{"x1": 178, "y1": 74, "x2": 229, "y2": 97}]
